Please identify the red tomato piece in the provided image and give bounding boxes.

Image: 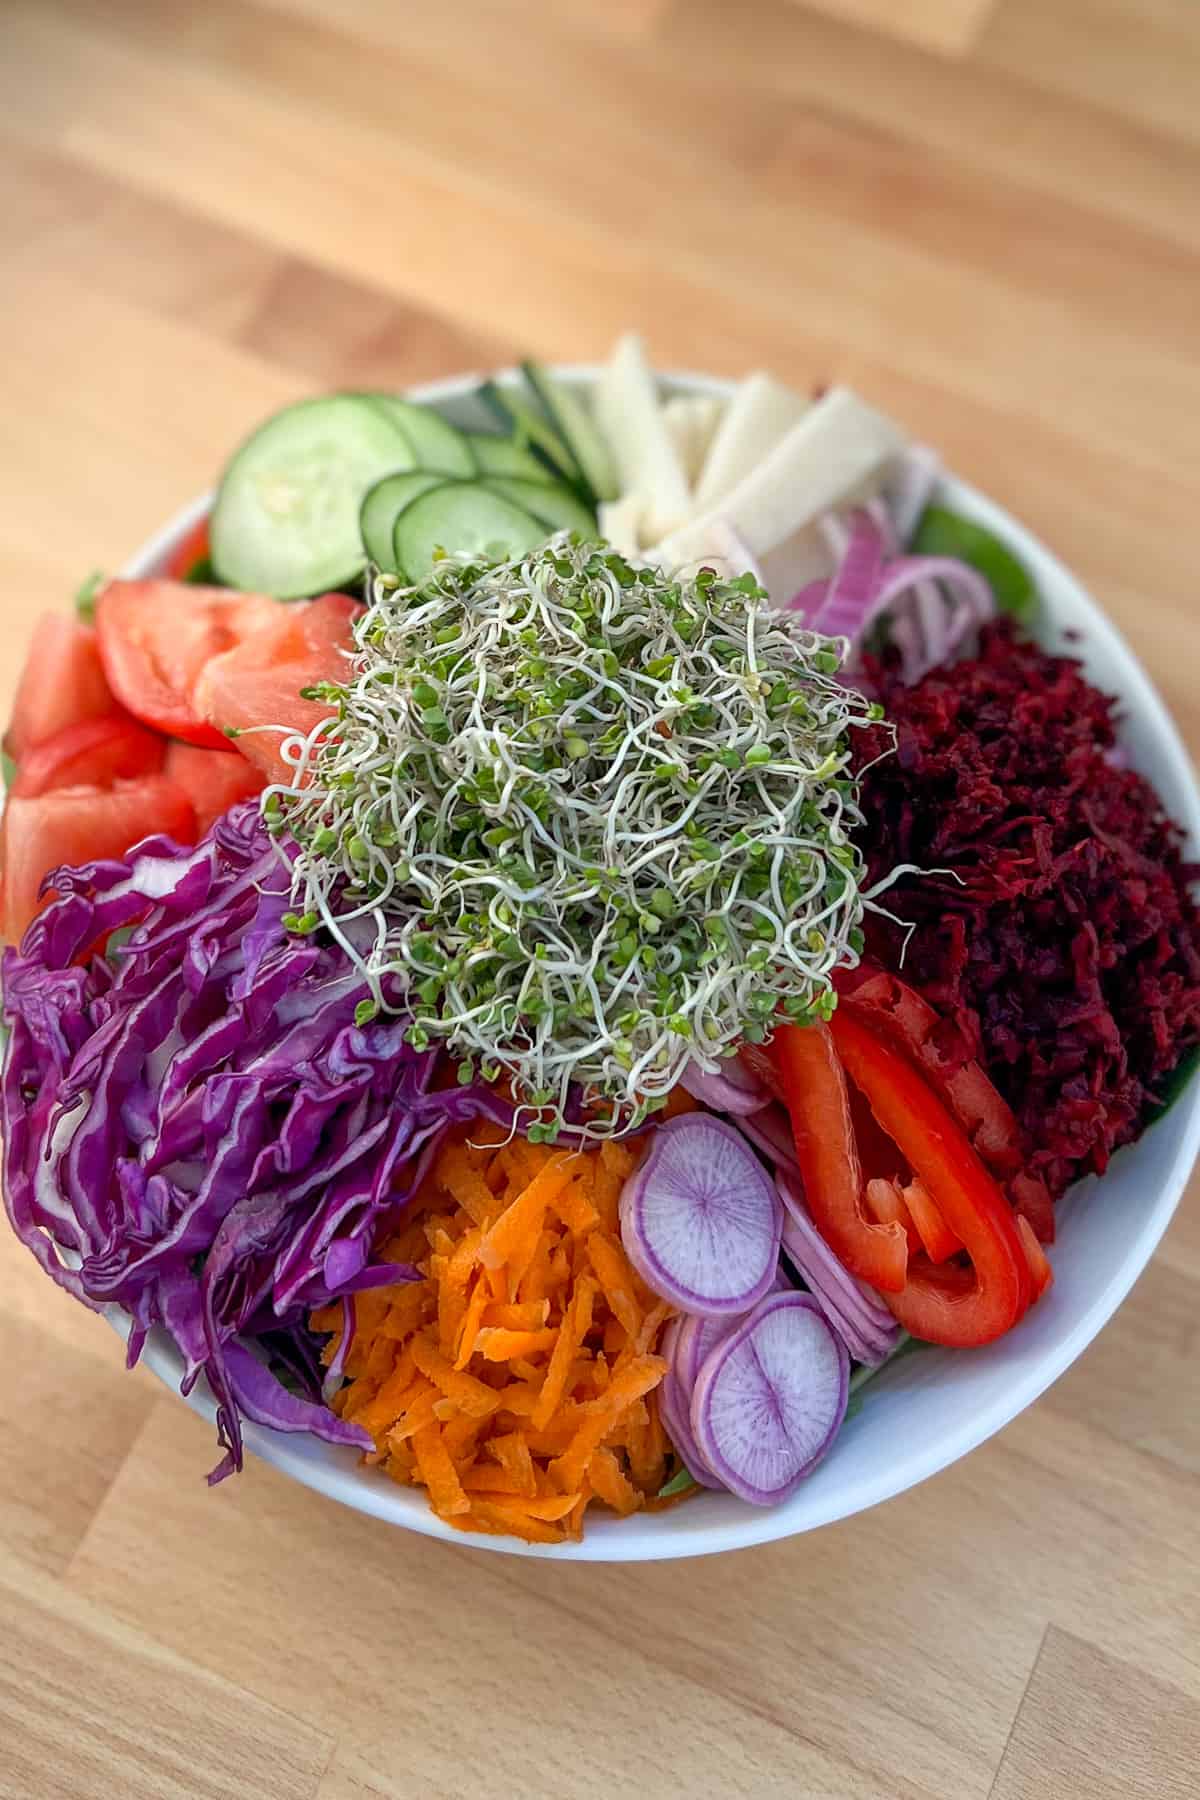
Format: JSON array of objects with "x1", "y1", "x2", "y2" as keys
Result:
[
  {"x1": 1, "y1": 777, "x2": 197, "y2": 943},
  {"x1": 94, "y1": 579, "x2": 282, "y2": 749},
  {"x1": 164, "y1": 740, "x2": 265, "y2": 835},
  {"x1": 5, "y1": 615, "x2": 118, "y2": 762},
  {"x1": 162, "y1": 514, "x2": 211, "y2": 581},
  {"x1": 195, "y1": 592, "x2": 361, "y2": 784},
  {"x1": 12, "y1": 714, "x2": 165, "y2": 799}
]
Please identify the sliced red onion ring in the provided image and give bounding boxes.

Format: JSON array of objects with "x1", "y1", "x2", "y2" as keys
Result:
[
  {"x1": 809, "y1": 509, "x2": 886, "y2": 642},
  {"x1": 679, "y1": 1056, "x2": 770, "y2": 1117},
  {"x1": 619, "y1": 1114, "x2": 782, "y2": 1316},
  {"x1": 777, "y1": 1174, "x2": 900, "y2": 1367},
  {"x1": 732, "y1": 1103, "x2": 801, "y2": 1182},
  {"x1": 690, "y1": 1292, "x2": 848, "y2": 1505},
  {"x1": 786, "y1": 508, "x2": 995, "y2": 688}
]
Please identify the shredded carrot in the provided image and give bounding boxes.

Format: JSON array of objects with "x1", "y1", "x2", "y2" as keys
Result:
[
  {"x1": 552, "y1": 1179, "x2": 600, "y2": 1237},
  {"x1": 474, "y1": 1326, "x2": 560, "y2": 1362},
  {"x1": 533, "y1": 1273, "x2": 596, "y2": 1431},
  {"x1": 452, "y1": 1273, "x2": 491, "y2": 1370},
  {"x1": 410, "y1": 1335, "x2": 501, "y2": 1418},
  {"x1": 588, "y1": 1446, "x2": 642, "y2": 1516},
  {"x1": 587, "y1": 1230, "x2": 644, "y2": 1339},
  {"x1": 312, "y1": 1122, "x2": 678, "y2": 1544},
  {"x1": 412, "y1": 1423, "x2": 470, "y2": 1516},
  {"x1": 487, "y1": 1430, "x2": 538, "y2": 1498}
]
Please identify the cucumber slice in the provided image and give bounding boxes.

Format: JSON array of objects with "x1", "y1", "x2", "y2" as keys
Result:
[
  {"x1": 361, "y1": 470, "x2": 447, "y2": 570},
  {"x1": 367, "y1": 396, "x2": 476, "y2": 476},
  {"x1": 393, "y1": 483, "x2": 548, "y2": 582},
  {"x1": 211, "y1": 394, "x2": 414, "y2": 598},
  {"x1": 467, "y1": 433, "x2": 555, "y2": 481},
  {"x1": 482, "y1": 477, "x2": 595, "y2": 536},
  {"x1": 521, "y1": 360, "x2": 617, "y2": 503},
  {"x1": 477, "y1": 381, "x2": 580, "y2": 488}
]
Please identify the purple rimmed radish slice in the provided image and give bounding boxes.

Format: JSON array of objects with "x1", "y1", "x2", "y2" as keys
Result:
[
  {"x1": 659, "y1": 1373, "x2": 724, "y2": 1491},
  {"x1": 690, "y1": 1292, "x2": 849, "y2": 1505},
  {"x1": 619, "y1": 1114, "x2": 782, "y2": 1316}
]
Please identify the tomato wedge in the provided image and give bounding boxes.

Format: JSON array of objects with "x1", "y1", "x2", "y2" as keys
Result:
[
  {"x1": 195, "y1": 592, "x2": 361, "y2": 784},
  {"x1": 829, "y1": 1010, "x2": 1031, "y2": 1347},
  {"x1": 5, "y1": 615, "x2": 118, "y2": 762},
  {"x1": 164, "y1": 740, "x2": 264, "y2": 835},
  {"x1": 163, "y1": 514, "x2": 211, "y2": 582},
  {"x1": 1, "y1": 778, "x2": 196, "y2": 942},
  {"x1": 12, "y1": 714, "x2": 164, "y2": 799},
  {"x1": 94, "y1": 580, "x2": 282, "y2": 748}
]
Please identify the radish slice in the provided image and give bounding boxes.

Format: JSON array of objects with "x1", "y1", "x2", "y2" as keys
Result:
[
  {"x1": 672, "y1": 1310, "x2": 739, "y2": 1391},
  {"x1": 690, "y1": 1292, "x2": 849, "y2": 1504},
  {"x1": 619, "y1": 1114, "x2": 782, "y2": 1316},
  {"x1": 658, "y1": 1364, "x2": 723, "y2": 1490}
]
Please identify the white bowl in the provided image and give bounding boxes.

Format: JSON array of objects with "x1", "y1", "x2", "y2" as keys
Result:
[{"x1": 112, "y1": 367, "x2": 1200, "y2": 1560}]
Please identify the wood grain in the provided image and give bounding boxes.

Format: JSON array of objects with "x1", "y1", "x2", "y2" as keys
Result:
[
  {"x1": 788, "y1": 0, "x2": 996, "y2": 57},
  {"x1": 1, "y1": 1, "x2": 1198, "y2": 1795}
]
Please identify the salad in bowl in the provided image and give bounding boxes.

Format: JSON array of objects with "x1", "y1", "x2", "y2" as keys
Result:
[{"x1": 4, "y1": 337, "x2": 1198, "y2": 1558}]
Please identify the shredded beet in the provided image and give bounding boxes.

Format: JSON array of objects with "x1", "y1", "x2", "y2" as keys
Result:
[{"x1": 855, "y1": 621, "x2": 1200, "y2": 1200}]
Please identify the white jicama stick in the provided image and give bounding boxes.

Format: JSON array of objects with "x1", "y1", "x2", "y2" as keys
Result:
[
  {"x1": 593, "y1": 332, "x2": 692, "y2": 542},
  {"x1": 691, "y1": 371, "x2": 811, "y2": 512},
  {"x1": 660, "y1": 393, "x2": 726, "y2": 488},
  {"x1": 661, "y1": 519, "x2": 764, "y2": 585},
  {"x1": 653, "y1": 387, "x2": 907, "y2": 606},
  {"x1": 884, "y1": 444, "x2": 942, "y2": 546},
  {"x1": 598, "y1": 492, "x2": 645, "y2": 559}
]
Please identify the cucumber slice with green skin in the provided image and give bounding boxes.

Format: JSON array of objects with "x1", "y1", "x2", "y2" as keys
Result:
[
  {"x1": 476, "y1": 381, "x2": 582, "y2": 489},
  {"x1": 482, "y1": 477, "x2": 596, "y2": 536},
  {"x1": 467, "y1": 433, "x2": 556, "y2": 481},
  {"x1": 392, "y1": 482, "x2": 548, "y2": 583},
  {"x1": 210, "y1": 394, "x2": 414, "y2": 598},
  {"x1": 367, "y1": 396, "x2": 476, "y2": 476},
  {"x1": 361, "y1": 470, "x2": 448, "y2": 570},
  {"x1": 521, "y1": 360, "x2": 617, "y2": 503}
]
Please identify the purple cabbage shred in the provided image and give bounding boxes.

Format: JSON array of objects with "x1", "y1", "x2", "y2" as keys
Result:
[{"x1": 1, "y1": 802, "x2": 511, "y2": 1480}]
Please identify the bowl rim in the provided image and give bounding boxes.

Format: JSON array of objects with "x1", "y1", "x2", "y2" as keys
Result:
[{"x1": 109, "y1": 363, "x2": 1200, "y2": 1561}]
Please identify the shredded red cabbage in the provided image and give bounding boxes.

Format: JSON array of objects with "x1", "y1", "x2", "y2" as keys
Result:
[{"x1": 1, "y1": 802, "x2": 512, "y2": 1480}]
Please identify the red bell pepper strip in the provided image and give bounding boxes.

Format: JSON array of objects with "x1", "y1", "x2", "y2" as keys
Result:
[
  {"x1": 837, "y1": 963, "x2": 1056, "y2": 1244},
  {"x1": 1016, "y1": 1215, "x2": 1054, "y2": 1300},
  {"x1": 829, "y1": 1010, "x2": 1031, "y2": 1345},
  {"x1": 864, "y1": 1178, "x2": 922, "y2": 1257},
  {"x1": 868, "y1": 1176, "x2": 961, "y2": 1264},
  {"x1": 770, "y1": 1021, "x2": 909, "y2": 1294},
  {"x1": 898, "y1": 1178, "x2": 962, "y2": 1264}
]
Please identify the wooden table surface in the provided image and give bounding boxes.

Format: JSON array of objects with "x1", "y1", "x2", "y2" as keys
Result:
[{"x1": 2, "y1": 1, "x2": 1200, "y2": 1795}]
